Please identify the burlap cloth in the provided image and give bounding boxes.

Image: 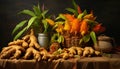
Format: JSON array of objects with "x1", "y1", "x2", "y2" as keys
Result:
[{"x1": 0, "y1": 56, "x2": 120, "y2": 69}]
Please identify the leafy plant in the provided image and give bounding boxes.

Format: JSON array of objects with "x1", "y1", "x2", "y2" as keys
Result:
[
  {"x1": 52, "y1": 0, "x2": 105, "y2": 47},
  {"x1": 12, "y1": 4, "x2": 50, "y2": 40}
]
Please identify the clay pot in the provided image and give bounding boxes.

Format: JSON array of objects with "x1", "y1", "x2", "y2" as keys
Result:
[{"x1": 94, "y1": 35, "x2": 114, "y2": 52}]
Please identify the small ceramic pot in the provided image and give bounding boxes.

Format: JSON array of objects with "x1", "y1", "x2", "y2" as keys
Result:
[
  {"x1": 38, "y1": 33, "x2": 49, "y2": 49},
  {"x1": 95, "y1": 35, "x2": 114, "y2": 52}
]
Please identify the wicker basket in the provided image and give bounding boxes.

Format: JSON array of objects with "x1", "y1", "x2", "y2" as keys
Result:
[{"x1": 62, "y1": 34, "x2": 81, "y2": 48}]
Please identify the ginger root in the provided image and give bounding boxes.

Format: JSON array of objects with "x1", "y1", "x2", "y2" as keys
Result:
[
  {"x1": 0, "y1": 28, "x2": 102, "y2": 60},
  {"x1": 75, "y1": 47, "x2": 83, "y2": 56},
  {"x1": 39, "y1": 48, "x2": 55, "y2": 61},
  {"x1": 83, "y1": 47, "x2": 101, "y2": 57},
  {"x1": 0, "y1": 29, "x2": 41, "y2": 60},
  {"x1": 23, "y1": 47, "x2": 41, "y2": 61},
  {"x1": 22, "y1": 29, "x2": 41, "y2": 50},
  {"x1": 0, "y1": 45, "x2": 25, "y2": 59},
  {"x1": 8, "y1": 39, "x2": 29, "y2": 49}
]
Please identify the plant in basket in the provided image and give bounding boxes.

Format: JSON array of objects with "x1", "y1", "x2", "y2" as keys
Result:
[{"x1": 51, "y1": 0, "x2": 105, "y2": 48}]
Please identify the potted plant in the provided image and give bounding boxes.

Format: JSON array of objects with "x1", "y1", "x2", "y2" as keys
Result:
[{"x1": 12, "y1": 4, "x2": 55, "y2": 48}]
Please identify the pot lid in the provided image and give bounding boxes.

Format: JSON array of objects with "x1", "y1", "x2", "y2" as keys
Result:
[{"x1": 98, "y1": 35, "x2": 112, "y2": 41}]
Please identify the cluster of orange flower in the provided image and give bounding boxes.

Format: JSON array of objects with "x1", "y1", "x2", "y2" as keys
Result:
[
  {"x1": 46, "y1": 3, "x2": 106, "y2": 45},
  {"x1": 54, "y1": 11, "x2": 105, "y2": 36}
]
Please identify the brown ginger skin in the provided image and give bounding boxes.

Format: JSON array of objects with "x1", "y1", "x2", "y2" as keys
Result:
[
  {"x1": 23, "y1": 47, "x2": 41, "y2": 61},
  {"x1": 0, "y1": 45, "x2": 25, "y2": 59},
  {"x1": 0, "y1": 29, "x2": 42, "y2": 60}
]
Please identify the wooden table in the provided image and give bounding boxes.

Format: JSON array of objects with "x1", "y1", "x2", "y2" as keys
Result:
[{"x1": 0, "y1": 57, "x2": 120, "y2": 69}]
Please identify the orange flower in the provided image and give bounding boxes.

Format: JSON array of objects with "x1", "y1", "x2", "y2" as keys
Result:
[
  {"x1": 93, "y1": 24, "x2": 105, "y2": 33},
  {"x1": 46, "y1": 18, "x2": 55, "y2": 26},
  {"x1": 63, "y1": 20, "x2": 71, "y2": 31},
  {"x1": 55, "y1": 23, "x2": 64, "y2": 34},
  {"x1": 77, "y1": 6, "x2": 82, "y2": 14},
  {"x1": 70, "y1": 19, "x2": 80, "y2": 34},
  {"x1": 63, "y1": 14, "x2": 75, "y2": 22},
  {"x1": 83, "y1": 11, "x2": 96, "y2": 20},
  {"x1": 80, "y1": 20, "x2": 88, "y2": 36}
]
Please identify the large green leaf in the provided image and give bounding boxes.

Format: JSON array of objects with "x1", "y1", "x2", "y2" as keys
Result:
[
  {"x1": 90, "y1": 31, "x2": 97, "y2": 45},
  {"x1": 33, "y1": 5, "x2": 41, "y2": 16},
  {"x1": 27, "y1": 16, "x2": 37, "y2": 29},
  {"x1": 14, "y1": 27, "x2": 27, "y2": 40},
  {"x1": 12, "y1": 20, "x2": 27, "y2": 35},
  {"x1": 19, "y1": 10, "x2": 35, "y2": 16}
]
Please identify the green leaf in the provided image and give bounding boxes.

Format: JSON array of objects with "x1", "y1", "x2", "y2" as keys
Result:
[
  {"x1": 72, "y1": 0, "x2": 77, "y2": 11},
  {"x1": 72, "y1": 0, "x2": 78, "y2": 16},
  {"x1": 14, "y1": 27, "x2": 27, "y2": 40},
  {"x1": 19, "y1": 10, "x2": 35, "y2": 16},
  {"x1": 79, "y1": 38, "x2": 83, "y2": 45},
  {"x1": 65, "y1": 8, "x2": 77, "y2": 15},
  {"x1": 57, "y1": 34, "x2": 63, "y2": 43},
  {"x1": 83, "y1": 35, "x2": 90, "y2": 43},
  {"x1": 77, "y1": 10, "x2": 87, "y2": 19},
  {"x1": 51, "y1": 33, "x2": 58, "y2": 42},
  {"x1": 57, "y1": 38, "x2": 61, "y2": 43},
  {"x1": 42, "y1": 19, "x2": 49, "y2": 33},
  {"x1": 12, "y1": 20, "x2": 27, "y2": 34},
  {"x1": 77, "y1": 13, "x2": 84, "y2": 19},
  {"x1": 33, "y1": 5, "x2": 41, "y2": 16},
  {"x1": 41, "y1": 10, "x2": 49, "y2": 19},
  {"x1": 55, "y1": 14, "x2": 66, "y2": 20},
  {"x1": 51, "y1": 33, "x2": 64, "y2": 43},
  {"x1": 60, "y1": 35, "x2": 64, "y2": 43},
  {"x1": 83, "y1": 10, "x2": 87, "y2": 16},
  {"x1": 27, "y1": 16, "x2": 37, "y2": 29},
  {"x1": 90, "y1": 31, "x2": 97, "y2": 45},
  {"x1": 79, "y1": 35, "x2": 90, "y2": 44}
]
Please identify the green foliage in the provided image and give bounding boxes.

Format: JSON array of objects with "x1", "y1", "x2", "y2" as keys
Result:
[
  {"x1": 55, "y1": 14, "x2": 66, "y2": 20},
  {"x1": 12, "y1": 4, "x2": 50, "y2": 40},
  {"x1": 79, "y1": 34, "x2": 90, "y2": 45},
  {"x1": 65, "y1": 0, "x2": 79, "y2": 16},
  {"x1": 51, "y1": 33, "x2": 64, "y2": 43},
  {"x1": 77, "y1": 10, "x2": 87, "y2": 19},
  {"x1": 79, "y1": 31, "x2": 97, "y2": 46},
  {"x1": 14, "y1": 27, "x2": 27, "y2": 40},
  {"x1": 90, "y1": 31, "x2": 97, "y2": 45},
  {"x1": 12, "y1": 20, "x2": 27, "y2": 34}
]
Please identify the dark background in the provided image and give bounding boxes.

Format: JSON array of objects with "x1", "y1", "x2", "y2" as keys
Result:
[{"x1": 0, "y1": 0, "x2": 120, "y2": 50}]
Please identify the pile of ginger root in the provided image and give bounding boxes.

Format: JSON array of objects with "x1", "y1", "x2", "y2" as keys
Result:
[
  {"x1": 0, "y1": 29, "x2": 43, "y2": 61},
  {"x1": 0, "y1": 29, "x2": 101, "y2": 61}
]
